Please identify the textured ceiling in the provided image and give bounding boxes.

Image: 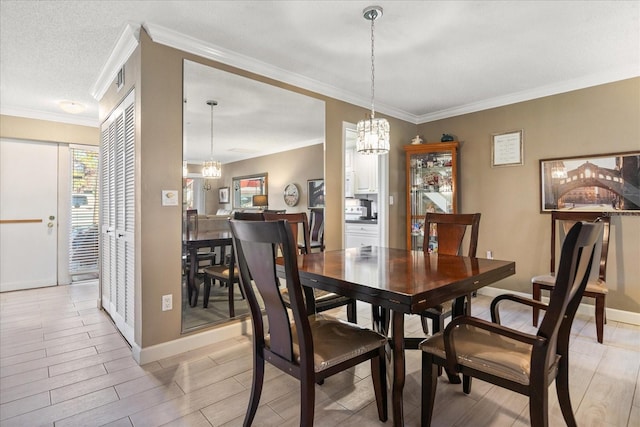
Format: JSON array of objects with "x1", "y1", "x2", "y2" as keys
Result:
[{"x1": 1, "y1": 1, "x2": 638, "y2": 162}]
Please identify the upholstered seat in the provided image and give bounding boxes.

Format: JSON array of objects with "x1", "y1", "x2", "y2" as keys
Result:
[
  {"x1": 266, "y1": 313, "x2": 387, "y2": 372},
  {"x1": 419, "y1": 221, "x2": 603, "y2": 427},
  {"x1": 532, "y1": 274, "x2": 608, "y2": 296},
  {"x1": 420, "y1": 324, "x2": 560, "y2": 385}
]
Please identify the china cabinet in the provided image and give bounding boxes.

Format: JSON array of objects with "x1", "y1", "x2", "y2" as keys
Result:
[{"x1": 404, "y1": 142, "x2": 459, "y2": 251}]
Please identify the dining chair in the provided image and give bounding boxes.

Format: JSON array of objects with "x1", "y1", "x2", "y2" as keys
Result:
[
  {"x1": 307, "y1": 208, "x2": 325, "y2": 252},
  {"x1": 419, "y1": 220, "x2": 603, "y2": 427},
  {"x1": 202, "y1": 244, "x2": 243, "y2": 316},
  {"x1": 183, "y1": 209, "x2": 215, "y2": 280},
  {"x1": 531, "y1": 211, "x2": 610, "y2": 343},
  {"x1": 229, "y1": 218, "x2": 388, "y2": 426},
  {"x1": 264, "y1": 212, "x2": 357, "y2": 323},
  {"x1": 419, "y1": 212, "x2": 481, "y2": 336}
]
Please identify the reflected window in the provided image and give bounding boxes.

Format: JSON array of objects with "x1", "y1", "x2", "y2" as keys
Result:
[{"x1": 233, "y1": 173, "x2": 267, "y2": 208}]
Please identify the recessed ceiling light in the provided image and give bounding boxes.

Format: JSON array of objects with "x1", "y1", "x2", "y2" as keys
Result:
[{"x1": 59, "y1": 100, "x2": 86, "y2": 114}]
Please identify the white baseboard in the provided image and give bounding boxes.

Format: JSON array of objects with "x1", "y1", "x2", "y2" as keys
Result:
[
  {"x1": 132, "y1": 317, "x2": 253, "y2": 365},
  {"x1": 477, "y1": 287, "x2": 640, "y2": 326}
]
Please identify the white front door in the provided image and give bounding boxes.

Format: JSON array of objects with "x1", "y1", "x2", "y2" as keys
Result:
[{"x1": 1, "y1": 139, "x2": 58, "y2": 291}]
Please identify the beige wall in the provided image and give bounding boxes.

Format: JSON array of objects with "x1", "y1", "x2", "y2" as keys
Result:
[
  {"x1": 417, "y1": 78, "x2": 640, "y2": 313},
  {"x1": 0, "y1": 115, "x2": 99, "y2": 146},
  {"x1": 207, "y1": 144, "x2": 324, "y2": 214}
]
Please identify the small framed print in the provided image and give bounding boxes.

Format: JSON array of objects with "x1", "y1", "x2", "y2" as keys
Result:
[
  {"x1": 492, "y1": 130, "x2": 523, "y2": 167},
  {"x1": 218, "y1": 187, "x2": 230, "y2": 204}
]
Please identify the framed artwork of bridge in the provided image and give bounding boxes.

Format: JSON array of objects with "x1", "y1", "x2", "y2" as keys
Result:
[{"x1": 540, "y1": 151, "x2": 640, "y2": 214}]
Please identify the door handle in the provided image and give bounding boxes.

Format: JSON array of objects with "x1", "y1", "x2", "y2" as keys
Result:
[{"x1": 0, "y1": 219, "x2": 43, "y2": 224}]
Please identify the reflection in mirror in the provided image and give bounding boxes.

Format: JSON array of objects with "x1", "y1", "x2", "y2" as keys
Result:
[
  {"x1": 181, "y1": 59, "x2": 325, "y2": 333},
  {"x1": 232, "y1": 173, "x2": 267, "y2": 209}
]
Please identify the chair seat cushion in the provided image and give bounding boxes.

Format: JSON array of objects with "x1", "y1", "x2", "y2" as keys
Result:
[
  {"x1": 203, "y1": 265, "x2": 239, "y2": 279},
  {"x1": 267, "y1": 314, "x2": 386, "y2": 373},
  {"x1": 419, "y1": 324, "x2": 559, "y2": 385},
  {"x1": 532, "y1": 274, "x2": 608, "y2": 294}
]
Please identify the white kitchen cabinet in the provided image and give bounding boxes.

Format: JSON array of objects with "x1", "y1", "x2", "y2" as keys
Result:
[
  {"x1": 345, "y1": 222, "x2": 379, "y2": 248},
  {"x1": 354, "y1": 152, "x2": 378, "y2": 193}
]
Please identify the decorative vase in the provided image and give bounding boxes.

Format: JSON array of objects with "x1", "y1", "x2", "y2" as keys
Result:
[{"x1": 441, "y1": 133, "x2": 454, "y2": 142}]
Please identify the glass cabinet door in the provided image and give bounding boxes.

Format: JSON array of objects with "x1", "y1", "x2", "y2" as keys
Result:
[{"x1": 404, "y1": 142, "x2": 459, "y2": 251}]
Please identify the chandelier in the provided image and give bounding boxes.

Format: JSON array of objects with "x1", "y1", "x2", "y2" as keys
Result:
[
  {"x1": 356, "y1": 5, "x2": 389, "y2": 155},
  {"x1": 202, "y1": 100, "x2": 222, "y2": 179}
]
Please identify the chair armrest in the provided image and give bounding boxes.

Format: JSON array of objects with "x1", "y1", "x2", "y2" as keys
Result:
[
  {"x1": 490, "y1": 294, "x2": 549, "y2": 324},
  {"x1": 442, "y1": 315, "x2": 545, "y2": 375}
]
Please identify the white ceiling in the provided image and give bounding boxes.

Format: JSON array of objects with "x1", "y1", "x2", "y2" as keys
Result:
[{"x1": 1, "y1": 1, "x2": 638, "y2": 162}]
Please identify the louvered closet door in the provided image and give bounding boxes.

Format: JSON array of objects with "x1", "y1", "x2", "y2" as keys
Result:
[{"x1": 100, "y1": 90, "x2": 135, "y2": 345}]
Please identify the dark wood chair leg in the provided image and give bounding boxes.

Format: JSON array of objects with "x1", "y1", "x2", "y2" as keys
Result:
[
  {"x1": 421, "y1": 352, "x2": 438, "y2": 427},
  {"x1": 347, "y1": 299, "x2": 357, "y2": 324},
  {"x1": 244, "y1": 353, "x2": 265, "y2": 427},
  {"x1": 300, "y1": 376, "x2": 315, "y2": 427},
  {"x1": 462, "y1": 374, "x2": 472, "y2": 394},
  {"x1": 555, "y1": 356, "x2": 578, "y2": 427},
  {"x1": 371, "y1": 349, "x2": 388, "y2": 421},
  {"x1": 532, "y1": 283, "x2": 542, "y2": 326},
  {"x1": 595, "y1": 294, "x2": 605, "y2": 343},
  {"x1": 203, "y1": 276, "x2": 212, "y2": 308},
  {"x1": 228, "y1": 281, "x2": 235, "y2": 318},
  {"x1": 529, "y1": 383, "x2": 549, "y2": 427}
]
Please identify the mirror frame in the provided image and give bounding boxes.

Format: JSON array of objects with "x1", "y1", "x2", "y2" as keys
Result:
[{"x1": 232, "y1": 173, "x2": 268, "y2": 209}]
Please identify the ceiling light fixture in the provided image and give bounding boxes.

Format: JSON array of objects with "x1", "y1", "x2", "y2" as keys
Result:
[
  {"x1": 58, "y1": 100, "x2": 86, "y2": 114},
  {"x1": 356, "y1": 5, "x2": 389, "y2": 155},
  {"x1": 202, "y1": 100, "x2": 222, "y2": 179}
]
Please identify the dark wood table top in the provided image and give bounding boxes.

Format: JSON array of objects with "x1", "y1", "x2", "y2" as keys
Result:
[
  {"x1": 183, "y1": 230, "x2": 233, "y2": 245},
  {"x1": 291, "y1": 246, "x2": 516, "y2": 314}
]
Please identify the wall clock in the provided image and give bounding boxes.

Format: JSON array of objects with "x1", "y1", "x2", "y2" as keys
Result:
[{"x1": 283, "y1": 183, "x2": 300, "y2": 207}]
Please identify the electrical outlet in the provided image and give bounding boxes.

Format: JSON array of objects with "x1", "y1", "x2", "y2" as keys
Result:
[
  {"x1": 162, "y1": 294, "x2": 172, "y2": 311},
  {"x1": 486, "y1": 250, "x2": 493, "y2": 259}
]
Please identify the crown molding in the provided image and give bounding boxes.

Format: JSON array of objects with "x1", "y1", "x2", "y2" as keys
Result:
[
  {"x1": 90, "y1": 23, "x2": 140, "y2": 101},
  {"x1": 143, "y1": 22, "x2": 417, "y2": 124},
  {"x1": 418, "y1": 67, "x2": 640, "y2": 123},
  {"x1": 1, "y1": 106, "x2": 99, "y2": 128}
]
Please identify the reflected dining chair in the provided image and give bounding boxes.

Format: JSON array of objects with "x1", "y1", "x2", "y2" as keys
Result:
[
  {"x1": 307, "y1": 208, "x2": 325, "y2": 252},
  {"x1": 419, "y1": 221, "x2": 603, "y2": 427},
  {"x1": 264, "y1": 212, "x2": 357, "y2": 323},
  {"x1": 229, "y1": 219, "x2": 388, "y2": 426},
  {"x1": 531, "y1": 211, "x2": 610, "y2": 343},
  {"x1": 419, "y1": 212, "x2": 481, "y2": 336}
]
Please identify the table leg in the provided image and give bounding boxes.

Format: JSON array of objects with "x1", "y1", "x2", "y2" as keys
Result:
[
  {"x1": 188, "y1": 248, "x2": 198, "y2": 307},
  {"x1": 391, "y1": 310, "x2": 405, "y2": 427}
]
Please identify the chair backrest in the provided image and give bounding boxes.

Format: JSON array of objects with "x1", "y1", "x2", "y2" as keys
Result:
[
  {"x1": 422, "y1": 213, "x2": 481, "y2": 257},
  {"x1": 233, "y1": 211, "x2": 265, "y2": 221},
  {"x1": 229, "y1": 219, "x2": 313, "y2": 367},
  {"x1": 536, "y1": 221, "x2": 603, "y2": 364},
  {"x1": 549, "y1": 211, "x2": 610, "y2": 282},
  {"x1": 309, "y1": 208, "x2": 325, "y2": 245},
  {"x1": 185, "y1": 209, "x2": 198, "y2": 236},
  {"x1": 263, "y1": 212, "x2": 311, "y2": 254}
]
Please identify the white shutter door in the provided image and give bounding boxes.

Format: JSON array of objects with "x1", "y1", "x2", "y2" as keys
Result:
[{"x1": 100, "y1": 90, "x2": 135, "y2": 345}]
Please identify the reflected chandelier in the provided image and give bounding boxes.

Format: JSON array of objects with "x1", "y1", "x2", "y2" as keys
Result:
[
  {"x1": 202, "y1": 100, "x2": 222, "y2": 179},
  {"x1": 356, "y1": 5, "x2": 389, "y2": 155}
]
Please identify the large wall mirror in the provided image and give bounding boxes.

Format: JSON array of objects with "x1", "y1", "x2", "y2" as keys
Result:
[{"x1": 182, "y1": 59, "x2": 325, "y2": 332}]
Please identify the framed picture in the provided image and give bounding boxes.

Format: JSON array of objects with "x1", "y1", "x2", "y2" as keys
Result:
[
  {"x1": 491, "y1": 130, "x2": 523, "y2": 167},
  {"x1": 307, "y1": 179, "x2": 325, "y2": 208},
  {"x1": 540, "y1": 151, "x2": 640, "y2": 213},
  {"x1": 218, "y1": 186, "x2": 230, "y2": 204}
]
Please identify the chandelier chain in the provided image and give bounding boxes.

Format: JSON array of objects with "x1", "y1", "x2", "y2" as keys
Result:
[{"x1": 370, "y1": 14, "x2": 376, "y2": 118}]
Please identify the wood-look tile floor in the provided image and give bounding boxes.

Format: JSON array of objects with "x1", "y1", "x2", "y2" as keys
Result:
[{"x1": 1, "y1": 281, "x2": 638, "y2": 426}]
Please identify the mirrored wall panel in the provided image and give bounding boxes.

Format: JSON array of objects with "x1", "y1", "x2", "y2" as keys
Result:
[{"x1": 182, "y1": 60, "x2": 325, "y2": 332}]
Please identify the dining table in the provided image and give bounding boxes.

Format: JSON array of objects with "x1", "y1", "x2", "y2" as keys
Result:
[
  {"x1": 276, "y1": 245, "x2": 516, "y2": 427},
  {"x1": 183, "y1": 230, "x2": 233, "y2": 307}
]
